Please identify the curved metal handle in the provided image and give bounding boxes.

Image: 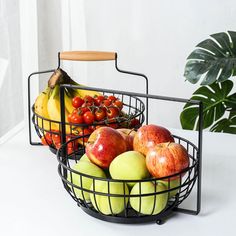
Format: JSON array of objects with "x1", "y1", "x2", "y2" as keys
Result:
[{"x1": 59, "y1": 51, "x2": 117, "y2": 61}]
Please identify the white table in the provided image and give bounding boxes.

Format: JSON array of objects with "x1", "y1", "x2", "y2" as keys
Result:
[{"x1": 0, "y1": 128, "x2": 235, "y2": 236}]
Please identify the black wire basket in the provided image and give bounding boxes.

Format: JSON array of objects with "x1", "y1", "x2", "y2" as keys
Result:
[
  {"x1": 57, "y1": 85, "x2": 203, "y2": 224},
  {"x1": 28, "y1": 51, "x2": 148, "y2": 154},
  {"x1": 31, "y1": 92, "x2": 145, "y2": 155}
]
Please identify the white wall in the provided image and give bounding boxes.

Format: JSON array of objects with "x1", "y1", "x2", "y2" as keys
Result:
[
  {"x1": 21, "y1": 0, "x2": 236, "y2": 130},
  {"x1": 0, "y1": 0, "x2": 24, "y2": 142},
  {"x1": 79, "y1": 0, "x2": 236, "y2": 129},
  {"x1": 37, "y1": 0, "x2": 63, "y2": 91},
  {"x1": 61, "y1": 0, "x2": 88, "y2": 84}
]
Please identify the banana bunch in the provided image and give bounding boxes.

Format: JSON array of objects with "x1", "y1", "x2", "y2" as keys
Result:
[
  {"x1": 34, "y1": 85, "x2": 72, "y2": 132},
  {"x1": 34, "y1": 68, "x2": 101, "y2": 134}
]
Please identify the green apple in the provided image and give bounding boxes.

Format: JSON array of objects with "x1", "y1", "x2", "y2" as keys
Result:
[
  {"x1": 130, "y1": 181, "x2": 168, "y2": 215},
  {"x1": 109, "y1": 151, "x2": 150, "y2": 187},
  {"x1": 67, "y1": 161, "x2": 106, "y2": 201},
  {"x1": 90, "y1": 180, "x2": 129, "y2": 215},
  {"x1": 80, "y1": 153, "x2": 91, "y2": 162},
  {"x1": 159, "y1": 178, "x2": 181, "y2": 198}
]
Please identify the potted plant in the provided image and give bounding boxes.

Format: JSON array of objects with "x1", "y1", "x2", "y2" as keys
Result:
[{"x1": 181, "y1": 31, "x2": 236, "y2": 134}]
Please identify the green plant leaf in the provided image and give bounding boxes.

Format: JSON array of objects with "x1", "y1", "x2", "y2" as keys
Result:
[
  {"x1": 180, "y1": 80, "x2": 236, "y2": 130},
  {"x1": 184, "y1": 31, "x2": 236, "y2": 85},
  {"x1": 210, "y1": 110, "x2": 236, "y2": 134}
]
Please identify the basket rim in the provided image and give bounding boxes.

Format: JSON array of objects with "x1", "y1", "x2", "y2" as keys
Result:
[{"x1": 32, "y1": 93, "x2": 145, "y2": 127}]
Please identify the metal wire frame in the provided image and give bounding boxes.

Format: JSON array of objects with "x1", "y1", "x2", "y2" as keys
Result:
[
  {"x1": 58, "y1": 84, "x2": 203, "y2": 224},
  {"x1": 28, "y1": 69, "x2": 55, "y2": 145}
]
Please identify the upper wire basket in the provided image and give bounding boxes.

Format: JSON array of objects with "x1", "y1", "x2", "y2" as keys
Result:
[
  {"x1": 57, "y1": 85, "x2": 203, "y2": 224},
  {"x1": 28, "y1": 51, "x2": 148, "y2": 154}
]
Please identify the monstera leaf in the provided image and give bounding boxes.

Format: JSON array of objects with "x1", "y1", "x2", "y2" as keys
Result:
[
  {"x1": 210, "y1": 110, "x2": 236, "y2": 134},
  {"x1": 180, "y1": 80, "x2": 236, "y2": 130},
  {"x1": 184, "y1": 31, "x2": 236, "y2": 85}
]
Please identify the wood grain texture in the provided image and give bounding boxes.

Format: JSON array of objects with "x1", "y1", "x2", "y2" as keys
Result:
[{"x1": 59, "y1": 51, "x2": 116, "y2": 61}]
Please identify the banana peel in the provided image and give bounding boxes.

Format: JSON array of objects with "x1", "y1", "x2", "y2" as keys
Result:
[{"x1": 48, "y1": 68, "x2": 102, "y2": 98}]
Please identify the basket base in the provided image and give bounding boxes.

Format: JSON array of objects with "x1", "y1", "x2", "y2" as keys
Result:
[{"x1": 80, "y1": 200, "x2": 177, "y2": 224}]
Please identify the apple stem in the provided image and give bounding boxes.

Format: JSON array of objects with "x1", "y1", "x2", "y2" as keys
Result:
[
  {"x1": 128, "y1": 128, "x2": 135, "y2": 135},
  {"x1": 167, "y1": 142, "x2": 171, "y2": 147}
]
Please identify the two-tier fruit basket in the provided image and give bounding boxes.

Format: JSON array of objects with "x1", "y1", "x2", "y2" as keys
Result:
[{"x1": 28, "y1": 51, "x2": 203, "y2": 224}]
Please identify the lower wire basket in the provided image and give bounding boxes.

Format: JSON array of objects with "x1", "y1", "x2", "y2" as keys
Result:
[{"x1": 57, "y1": 134, "x2": 199, "y2": 224}]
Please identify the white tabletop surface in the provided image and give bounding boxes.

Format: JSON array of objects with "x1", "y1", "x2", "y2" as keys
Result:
[{"x1": 0, "y1": 127, "x2": 235, "y2": 236}]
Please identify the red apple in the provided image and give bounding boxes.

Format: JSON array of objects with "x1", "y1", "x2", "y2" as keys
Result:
[
  {"x1": 117, "y1": 128, "x2": 137, "y2": 151},
  {"x1": 133, "y1": 124, "x2": 174, "y2": 156},
  {"x1": 85, "y1": 127, "x2": 127, "y2": 168},
  {"x1": 146, "y1": 142, "x2": 189, "y2": 179}
]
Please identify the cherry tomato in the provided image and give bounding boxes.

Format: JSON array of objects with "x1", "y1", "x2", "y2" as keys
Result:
[
  {"x1": 102, "y1": 99, "x2": 111, "y2": 107},
  {"x1": 94, "y1": 95, "x2": 105, "y2": 106},
  {"x1": 89, "y1": 125, "x2": 96, "y2": 131},
  {"x1": 79, "y1": 104, "x2": 90, "y2": 114},
  {"x1": 100, "y1": 106, "x2": 107, "y2": 113},
  {"x1": 71, "y1": 108, "x2": 80, "y2": 114},
  {"x1": 55, "y1": 142, "x2": 62, "y2": 150},
  {"x1": 72, "y1": 96, "x2": 84, "y2": 108},
  {"x1": 83, "y1": 111, "x2": 95, "y2": 125},
  {"x1": 84, "y1": 95, "x2": 94, "y2": 104},
  {"x1": 107, "y1": 107, "x2": 119, "y2": 119},
  {"x1": 78, "y1": 128, "x2": 92, "y2": 143},
  {"x1": 108, "y1": 95, "x2": 117, "y2": 102},
  {"x1": 42, "y1": 132, "x2": 53, "y2": 145},
  {"x1": 41, "y1": 136, "x2": 48, "y2": 146},
  {"x1": 66, "y1": 136, "x2": 78, "y2": 149},
  {"x1": 95, "y1": 108, "x2": 106, "y2": 121},
  {"x1": 67, "y1": 113, "x2": 73, "y2": 123},
  {"x1": 70, "y1": 113, "x2": 84, "y2": 124},
  {"x1": 107, "y1": 118, "x2": 119, "y2": 129},
  {"x1": 52, "y1": 132, "x2": 61, "y2": 145},
  {"x1": 85, "y1": 101, "x2": 94, "y2": 107},
  {"x1": 67, "y1": 147, "x2": 74, "y2": 155},
  {"x1": 130, "y1": 118, "x2": 141, "y2": 128},
  {"x1": 112, "y1": 99, "x2": 123, "y2": 110}
]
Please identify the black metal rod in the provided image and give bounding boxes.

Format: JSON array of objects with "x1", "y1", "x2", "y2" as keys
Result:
[
  {"x1": 197, "y1": 101, "x2": 203, "y2": 214},
  {"x1": 59, "y1": 85, "x2": 68, "y2": 179},
  {"x1": 27, "y1": 69, "x2": 55, "y2": 145},
  {"x1": 57, "y1": 52, "x2": 61, "y2": 69},
  {"x1": 59, "y1": 86, "x2": 67, "y2": 145},
  {"x1": 173, "y1": 207, "x2": 198, "y2": 215},
  {"x1": 28, "y1": 72, "x2": 36, "y2": 145},
  {"x1": 60, "y1": 84, "x2": 200, "y2": 105},
  {"x1": 115, "y1": 56, "x2": 149, "y2": 124}
]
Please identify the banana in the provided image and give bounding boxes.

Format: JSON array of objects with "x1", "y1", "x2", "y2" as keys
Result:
[
  {"x1": 47, "y1": 85, "x2": 69, "y2": 122},
  {"x1": 34, "y1": 87, "x2": 50, "y2": 117},
  {"x1": 47, "y1": 85, "x2": 72, "y2": 133},
  {"x1": 64, "y1": 89, "x2": 74, "y2": 113},
  {"x1": 34, "y1": 87, "x2": 57, "y2": 131},
  {"x1": 72, "y1": 85, "x2": 102, "y2": 98}
]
